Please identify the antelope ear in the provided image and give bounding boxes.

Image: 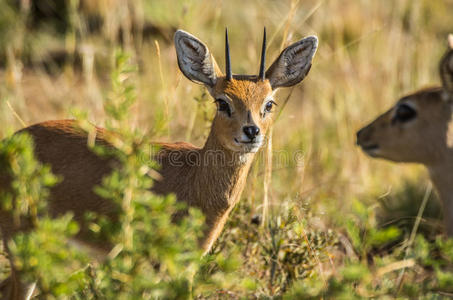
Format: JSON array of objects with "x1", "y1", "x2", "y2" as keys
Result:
[
  {"x1": 265, "y1": 36, "x2": 318, "y2": 90},
  {"x1": 440, "y1": 34, "x2": 453, "y2": 93},
  {"x1": 174, "y1": 30, "x2": 221, "y2": 88}
]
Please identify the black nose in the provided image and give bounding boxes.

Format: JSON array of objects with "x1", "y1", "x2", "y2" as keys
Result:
[
  {"x1": 356, "y1": 126, "x2": 373, "y2": 146},
  {"x1": 243, "y1": 126, "x2": 260, "y2": 140}
]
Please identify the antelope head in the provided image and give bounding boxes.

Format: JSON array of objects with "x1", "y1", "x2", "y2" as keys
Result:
[
  {"x1": 357, "y1": 35, "x2": 453, "y2": 166},
  {"x1": 175, "y1": 28, "x2": 318, "y2": 155}
]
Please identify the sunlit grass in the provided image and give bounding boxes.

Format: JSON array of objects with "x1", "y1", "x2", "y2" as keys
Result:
[{"x1": 1, "y1": 0, "x2": 453, "y2": 297}]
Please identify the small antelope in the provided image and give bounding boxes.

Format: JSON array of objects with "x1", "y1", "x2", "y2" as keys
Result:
[
  {"x1": 0, "y1": 29, "x2": 318, "y2": 298},
  {"x1": 357, "y1": 35, "x2": 453, "y2": 235}
]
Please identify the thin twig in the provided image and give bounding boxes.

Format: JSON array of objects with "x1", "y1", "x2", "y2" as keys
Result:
[
  {"x1": 262, "y1": 127, "x2": 273, "y2": 227},
  {"x1": 262, "y1": 0, "x2": 301, "y2": 227},
  {"x1": 154, "y1": 40, "x2": 170, "y2": 137},
  {"x1": 6, "y1": 100, "x2": 26, "y2": 128},
  {"x1": 395, "y1": 182, "x2": 432, "y2": 294}
]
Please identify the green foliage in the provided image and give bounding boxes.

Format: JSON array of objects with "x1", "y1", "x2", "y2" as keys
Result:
[
  {"x1": 284, "y1": 198, "x2": 453, "y2": 299},
  {"x1": 0, "y1": 131, "x2": 88, "y2": 298},
  {"x1": 0, "y1": 132, "x2": 58, "y2": 223},
  {"x1": 78, "y1": 52, "x2": 207, "y2": 298},
  {"x1": 10, "y1": 215, "x2": 88, "y2": 297},
  {"x1": 214, "y1": 201, "x2": 338, "y2": 297},
  {"x1": 346, "y1": 199, "x2": 402, "y2": 255},
  {"x1": 0, "y1": 50, "x2": 249, "y2": 299},
  {"x1": 378, "y1": 180, "x2": 442, "y2": 238},
  {"x1": 2, "y1": 0, "x2": 453, "y2": 299}
]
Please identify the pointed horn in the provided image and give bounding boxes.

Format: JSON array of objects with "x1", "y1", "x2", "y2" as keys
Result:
[
  {"x1": 259, "y1": 27, "x2": 266, "y2": 81},
  {"x1": 225, "y1": 28, "x2": 232, "y2": 81}
]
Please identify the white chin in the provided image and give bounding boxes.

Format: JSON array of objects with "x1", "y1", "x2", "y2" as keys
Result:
[
  {"x1": 248, "y1": 145, "x2": 261, "y2": 153},
  {"x1": 243, "y1": 142, "x2": 262, "y2": 153},
  {"x1": 231, "y1": 138, "x2": 263, "y2": 153}
]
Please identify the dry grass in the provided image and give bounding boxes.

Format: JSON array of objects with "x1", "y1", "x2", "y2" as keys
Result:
[{"x1": 1, "y1": 0, "x2": 453, "y2": 296}]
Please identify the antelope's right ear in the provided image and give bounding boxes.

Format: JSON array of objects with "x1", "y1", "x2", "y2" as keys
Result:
[
  {"x1": 265, "y1": 36, "x2": 318, "y2": 90},
  {"x1": 440, "y1": 34, "x2": 453, "y2": 93},
  {"x1": 174, "y1": 30, "x2": 220, "y2": 88}
]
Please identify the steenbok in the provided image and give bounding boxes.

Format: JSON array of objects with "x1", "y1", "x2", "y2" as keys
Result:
[
  {"x1": 0, "y1": 28, "x2": 318, "y2": 299},
  {"x1": 357, "y1": 35, "x2": 453, "y2": 236}
]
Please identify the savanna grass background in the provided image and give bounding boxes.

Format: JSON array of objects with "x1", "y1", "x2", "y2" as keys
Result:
[{"x1": 1, "y1": 0, "x2": 453, "y2": 298}]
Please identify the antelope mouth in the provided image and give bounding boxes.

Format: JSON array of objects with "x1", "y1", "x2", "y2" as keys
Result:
[
  {"x1": 361, "y1": 144, "x2": 379, "y2": 150},
  {"x1": 360, "y1": 144, "x2": 380, "y2": 156},
  {"x1": 234, "y1": 138, "x2": 263, "y2": 152}
]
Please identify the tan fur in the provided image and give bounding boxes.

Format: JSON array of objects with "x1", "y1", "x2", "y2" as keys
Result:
[
  {"x1": 357, "y1": 38, "x2": 453, "y2": 235},
  {"x1": 0, "y1": 83, "x2": 271, "y2": 298},
  {"x1": 0, "y1": 30, "x2": 317, "y2": 299},
  {"x1": 153, "y1": 78, "x2": 274, "y2": 250},
  {"x1": 0, "y1": 78, "x2": 271, "y2": 250}
]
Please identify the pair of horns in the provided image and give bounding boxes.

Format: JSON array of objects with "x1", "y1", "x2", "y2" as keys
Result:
[{"x1": 225, "y1": 28, "x2": 266, "y2": 81}]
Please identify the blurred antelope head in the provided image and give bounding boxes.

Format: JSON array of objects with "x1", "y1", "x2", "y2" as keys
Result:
[
  {"x1": 357, "y1": 35, "x2": 453, "y2": 166},
  {"x1": 175, "y1": 29, "x2": 318, "y2": 155}
]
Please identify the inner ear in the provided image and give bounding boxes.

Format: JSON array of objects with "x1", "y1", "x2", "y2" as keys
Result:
[
  {"x1": 265, "y1": 36, "x2": 318, "y2": 90},
  {"x1": 174, "y1": 30, "x2": 221, "y2": 88}
]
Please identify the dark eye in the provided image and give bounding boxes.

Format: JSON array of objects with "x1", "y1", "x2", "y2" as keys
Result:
[
  {"x1": 395, "y1": 104, "x2": 417, "y2": 122},
  {"x1": 264, "y1": 100, "x2": 277, "y2": 114},
  {"x1": 216, "y1": 99, "x2": 231, "y2": 117}
]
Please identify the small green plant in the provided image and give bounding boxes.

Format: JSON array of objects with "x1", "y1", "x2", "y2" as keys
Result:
[
  {"x1": 214, "y1": 200, "x2": 338, "y2": 297},
  {"x1": 2, "y1": 1, "x2": 453, "y2": 298},
  {"x1": 285, "y1": 197, "x2": 453, "y2": 299},
  {"x1": 75, "y1": 51, "x2": 207, "y2": 298},
  {"x1": 0, "y1": 50, "x2": 247, "y2": 299},
  {"x1": 0, "y1": 131, "x2": 89, "y2": 298}
]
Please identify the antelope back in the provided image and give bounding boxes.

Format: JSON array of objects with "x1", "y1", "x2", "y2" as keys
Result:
[
  {"x1": 174, "y1": 29, "x2": 318, "y2": 154},
  {"x1": 357, "y1": 35, "x2": 453, "y2": 165}
]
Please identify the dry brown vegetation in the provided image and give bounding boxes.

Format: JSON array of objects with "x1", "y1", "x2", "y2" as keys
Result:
[{"x1": 2, "y1": 0, "x2": 453, "y2": 298}]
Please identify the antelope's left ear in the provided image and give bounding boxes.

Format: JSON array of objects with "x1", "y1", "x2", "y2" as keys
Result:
[
  {"x1": 440, "y1": 34, "x2": 453, "y2": 93},
  {"x1": 174, "y1": 30, "x2": 221, "y2": 88},
  {"x1": 265, "y1": 36, "x2": 318, "y2": 90}
]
